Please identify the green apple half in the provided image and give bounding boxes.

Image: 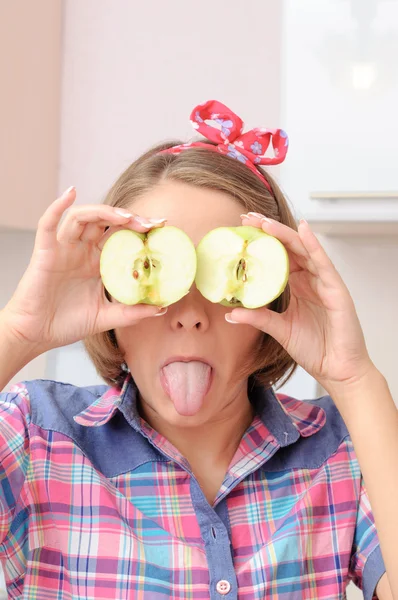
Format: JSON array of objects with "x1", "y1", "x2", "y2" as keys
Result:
[
  {"x1": 195, "y1": 225, "x2": 289, "y2": 309},
  {"x1": 100, "y1": 226, "x2": 197, "y2": 307}
]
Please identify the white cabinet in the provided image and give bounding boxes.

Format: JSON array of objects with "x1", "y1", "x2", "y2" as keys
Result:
[{"x1": 280, "y1": 0, "x2": 398, "y2": 233}]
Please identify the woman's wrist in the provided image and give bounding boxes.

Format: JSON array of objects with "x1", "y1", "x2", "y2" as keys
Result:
[{"x1": 0, "y1": 309, "x2": 44, "y2": 392}]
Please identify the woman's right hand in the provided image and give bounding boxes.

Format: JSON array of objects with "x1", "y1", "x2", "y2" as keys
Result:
[{"x1": 1, "y1": 186, "x2": 168, "y2": 355}]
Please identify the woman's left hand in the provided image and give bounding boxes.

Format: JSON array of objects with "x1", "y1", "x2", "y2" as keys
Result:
[{"x1": 226, "y1": 212, "x2": 376, "y2": 396}]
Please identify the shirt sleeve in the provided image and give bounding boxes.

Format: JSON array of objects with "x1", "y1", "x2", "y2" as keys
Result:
[
  {"x1": 348, "y1": 475, "x2": 386, "y2": 600},
  {"x1": 0, "y1": 383, "x2": 31, "y2": 546}
]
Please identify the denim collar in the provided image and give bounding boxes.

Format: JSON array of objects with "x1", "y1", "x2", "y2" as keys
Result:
[{"x1": 74, "y1": 373, "x2": 326, "y2": 448}]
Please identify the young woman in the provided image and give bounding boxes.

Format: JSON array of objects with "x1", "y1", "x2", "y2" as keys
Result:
[{"x1": 0, "y1": 101, "x2": 396, "y2": 599}]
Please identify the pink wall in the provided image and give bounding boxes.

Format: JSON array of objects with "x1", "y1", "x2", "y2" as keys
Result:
[
  {"x1": 59, "y1": 0, "x2": 283, "y2": 204},
  {"x1": 0, "y1": 0, "x2": 62, "y2": 231}
]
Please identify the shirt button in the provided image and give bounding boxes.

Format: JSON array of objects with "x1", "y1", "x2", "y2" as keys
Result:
[{"x1": 216, "y1": 579, "x2": 231, "y2": 595}]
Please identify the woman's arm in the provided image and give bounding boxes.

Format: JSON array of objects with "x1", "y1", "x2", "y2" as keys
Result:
[
  {"x1": 377, "y1": 573, "x2": 393, "y2": 600},
  {"x1": 0, "y1": 310, "x2": 42, "y2": 392},
  {"x1": 329, "y1": 367, "x2": 398, "y2": 599}
]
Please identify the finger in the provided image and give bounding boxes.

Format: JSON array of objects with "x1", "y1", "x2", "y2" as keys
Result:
[
  {"x1": 225, "y1": 304, "x2": 290, "y2": 348},
  {"x1": 298, "y1": 221, "x2": 348, "y2": 291},
  {"x1": 133, "y1": 215, "x2": 168, "y2": 230},
  {"x1": 80, "y1": 214, "x2": 168, "y2": 244},
  {"x1": 97, "y1": 301, "x2": 168, "y2": 332},
  {"x1": 34, "y1": 186, "x2": 76, "y2": 252},
  {"x1": 80, "y1": 221, "x2": 139, "y2": 244},
  {"x1": 57, "y1": 205, "x2": 136, "y2": 245},
  {"x1": 241, "y1": 214, "x2": 318, "y2": 276},
  {"x1": 57, "y1": 204, "x2": 167, "y2": 245},
  {"x1": 96, "y1": 218, "x2": 167, "y2": 251},
  {"x1": 80, "y1": 221, "x2": 111, "y2": 243}
]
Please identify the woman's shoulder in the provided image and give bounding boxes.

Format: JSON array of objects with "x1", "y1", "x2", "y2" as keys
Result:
[
  {"x1": 268, "y1": 391, "x2": 354, "y2": 472},
  {"x1": 276, "y1": 391, "x2": 348, "y2": 436},
  {"x1": 1, "y1": 378, "x2": 109, "y2": 429}
]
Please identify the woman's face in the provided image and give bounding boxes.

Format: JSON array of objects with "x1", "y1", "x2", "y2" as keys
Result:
[{"x1": 114, "y1": 180, "x2": 263, "y2": 428}]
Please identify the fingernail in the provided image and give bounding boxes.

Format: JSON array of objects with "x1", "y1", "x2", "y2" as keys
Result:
[
  {"x1": 240, "y1": 213, "x2": 249, "y2": 219},
  {"x1": 63, "y1": 185, "x2": 75, "y2": 195},
  {"x1": 115, "y1": 209, "x2": 134, "y2": 218},
  {"x1": 261, "y1": 217, "x2": 275, "y2": 224},
  {"x1": 247, "y1": 212, "x2": 265, "y2": 219},
  {"x1": 134, "y1": 216, "x2": 156, "y2": 227},
  {"x1": 154, "y1": 307, "x2": 168, "y2": 316},
  {"x1": 225, "y1": 314, "x2": 239, "y2": 324},
  {"x1": 149, "y1": 218, "x2": 168, "y2": 224},
  {"x1": 299, "y1": 219, "x2": 308, "y2": 225}
]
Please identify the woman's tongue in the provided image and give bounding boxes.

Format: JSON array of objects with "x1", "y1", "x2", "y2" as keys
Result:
[{"x1": 161, "y1": 361, "x2": 212, "y2": 416}]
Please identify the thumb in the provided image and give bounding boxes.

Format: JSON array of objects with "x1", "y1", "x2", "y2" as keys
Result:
[
  {"x1": 98, "y1": 302, "x2": 167, "y2": 332},
  {"x1": 226, "y1": 306, "x2": 289, "y2": 347}
]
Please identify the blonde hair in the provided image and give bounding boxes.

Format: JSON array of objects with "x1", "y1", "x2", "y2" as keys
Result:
[{"x1": 83, "y1": 140, "x2": 299, "y2": 391}]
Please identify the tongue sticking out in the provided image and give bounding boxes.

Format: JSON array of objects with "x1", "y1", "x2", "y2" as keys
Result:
[{"x1": 161, "y1": 361, "x2": 212, "y2": 416}]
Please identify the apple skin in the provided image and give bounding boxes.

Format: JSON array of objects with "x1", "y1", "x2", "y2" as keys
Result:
[
  {"x1": 195, "y1": 225, "x2": 289, "y2": 309},
  {"x1": 100, "y1": 226, "x2": 197, "y2": 307}
]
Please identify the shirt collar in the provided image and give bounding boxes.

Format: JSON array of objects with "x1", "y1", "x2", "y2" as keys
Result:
[{"x1": 74, "y1": 373, "x2": 326, "y2": 447}]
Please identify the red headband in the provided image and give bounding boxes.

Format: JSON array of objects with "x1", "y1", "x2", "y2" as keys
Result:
[{"x1": 159, "y1": 99, "x2": 289, "y2": 194}]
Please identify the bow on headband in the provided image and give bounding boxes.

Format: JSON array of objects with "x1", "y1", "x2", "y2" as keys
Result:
[{"x1": 160, "y1": 99, "x2": 289, "y2": 194}]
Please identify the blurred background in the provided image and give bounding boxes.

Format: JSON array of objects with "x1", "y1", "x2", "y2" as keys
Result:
[{"x1": 1, "y1": 1, "x2": 397, "y2": 597}]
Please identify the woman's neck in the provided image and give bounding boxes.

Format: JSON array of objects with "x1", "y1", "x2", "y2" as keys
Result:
[{"x1": 138, "y1": 385, "x2": 256, "y2": 471}]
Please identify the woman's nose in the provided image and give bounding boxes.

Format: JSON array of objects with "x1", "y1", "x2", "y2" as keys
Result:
[{"x1": 171, "y1": 285, "x2": 210, "y2": 331}]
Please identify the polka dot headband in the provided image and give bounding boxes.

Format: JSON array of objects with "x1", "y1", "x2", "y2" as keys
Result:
[{"x1": 159, "y1": 99, "x2": 289, "y2": 195}]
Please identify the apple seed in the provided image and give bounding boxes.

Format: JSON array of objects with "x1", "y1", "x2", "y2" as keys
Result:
[{"x1": 236, "y1": 258, "x2": 247, "y2": 282}]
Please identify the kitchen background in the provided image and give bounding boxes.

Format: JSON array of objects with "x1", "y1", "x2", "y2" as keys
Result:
[{"x1": 1, "y1": 1, "x2": 397, "y2": 598}]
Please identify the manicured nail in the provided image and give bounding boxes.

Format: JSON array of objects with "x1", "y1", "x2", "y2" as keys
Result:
[
  {"x1": 149, "y1": 218, "x2": 168, "y2": 224},
  {"x1": 299, "y1": 218, "x2": 308, "y2": 226},
  {"x1": 134, "y1": 216, "x2": 154, "y2": 227},
  {"x1": 115, "y1": 209, "x2": 134, "y2": 218},
  {"x1": 247, "y1": 212, "x2": 265, "y2": 219},
  {"x1": 154, "y1": 307, "x2": 168, "y2": 316},
  {"x1": 261, "y1": 217, "x2": 275, "y2": 224},
  {"x1": 63, "y1": 185, "x2": 75, "y2": 195},
  {"x1": 240, "y1": 213, "x2": 249, "y2": 219},
  {"x1": 225, "y1": 314, "x2": 239, "y2": 324}
]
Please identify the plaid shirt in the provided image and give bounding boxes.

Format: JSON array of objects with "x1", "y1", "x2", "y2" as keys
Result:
[{"x1": 0, "y1": 375, "x2": 385, "y2": 599}]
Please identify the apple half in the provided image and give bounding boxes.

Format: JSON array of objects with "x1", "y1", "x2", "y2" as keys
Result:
[
  {"x1": 195, "y1": 225, "x2": 289, "y2": 309},
  {"x1": 100, "y1": 226, "x2": 197, "y2": 307}
]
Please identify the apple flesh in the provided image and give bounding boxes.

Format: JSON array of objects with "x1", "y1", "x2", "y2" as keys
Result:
[
  {"x1": 100, "y1": 226, "x2": 197, "y2": 307},
  {"x1": 195, "y1": 225, "x2": 289, "y2": 309}
]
